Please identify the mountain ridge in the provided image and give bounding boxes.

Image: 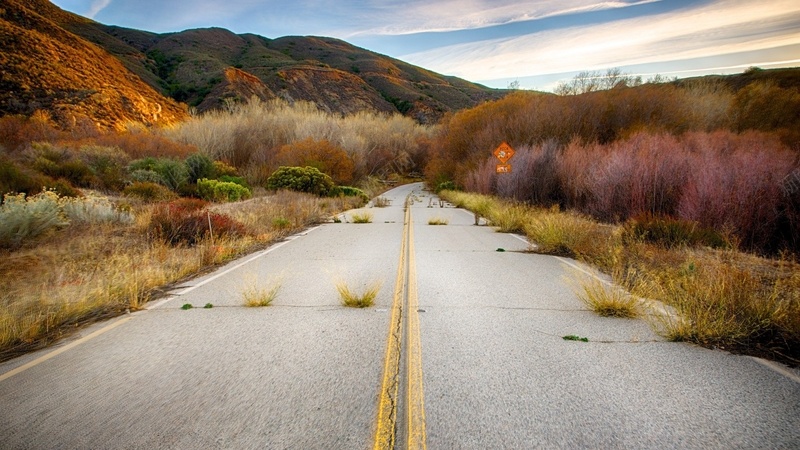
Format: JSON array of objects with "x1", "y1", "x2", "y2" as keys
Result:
[{"x1": 2, "y1": 0, "x2": 507, "y2": 129}]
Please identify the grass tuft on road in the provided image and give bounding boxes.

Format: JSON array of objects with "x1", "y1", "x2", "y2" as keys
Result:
[
  {"x1": 337, "y1": 280, "x2": 381, "y2": 308},
  {"x1": 575, "y1": 276, "x2": 638, "y2": 318},
  {"x1": 351, "y1": 212, "x2": 373, "y2": 223},
  {"x1": 427, "y1": 217, "x2": 448, "y2": 225}
]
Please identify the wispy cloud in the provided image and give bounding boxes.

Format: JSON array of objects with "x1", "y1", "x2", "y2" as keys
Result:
[
  {"x1": 401, "y1": 0, "x2": 800, "y2": 80},
  {"x1": 85, "y1": 0, "x2": 112, "y2": 19},
  {"x1": 345, "y1": 0, "x2": 659, "y2": 36}
]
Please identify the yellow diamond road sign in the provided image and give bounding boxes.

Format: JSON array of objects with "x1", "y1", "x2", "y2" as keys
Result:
[{"x1": 493, "y1": 142, "x2": 515, "y2": 164}]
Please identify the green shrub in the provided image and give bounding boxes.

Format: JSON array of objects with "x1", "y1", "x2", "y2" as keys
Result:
[
  {"x1": 197, "y1": 178, "x2": 251, "y2": 202},
  {"x1": 76, "y1": 145, "x2": 129, "y2": 191},
  {"x1": 218, "y1": 175, "x2": 249, "y2": 188},
  {"x1": 128, "y1": 157, "x2": 188, "y2": 191},
  {"x1": 435, "y1": 181, "x2": 459, "y2": 193},
  {"x1": 123, "y1": 182, "x2": 177, "y2": 202},
  {"x1": 0, "y1": 190, "x2": 68, "y2": 248},
  {"x1": 330, "y1": 185, "x2": 369, "y2": 202},
  {"x1": 212, "y1": 160, "x2": 238, "y2": 177},
  {"x1": 266, "y1": 166, "x2": 335, "y2": 196},
  {"x1": 31, "y1": 146, "x2": 95, "y2": 188},
  {"x1": 185, "y1": 153, "x2": 215, "y2": 183},
  {"x1": 0, "y1": 157, "x2": 51, "y2": 195}
]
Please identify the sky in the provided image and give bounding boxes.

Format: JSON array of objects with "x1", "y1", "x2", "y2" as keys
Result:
[{"x1": 50, "y1": 0, "x2": 800, "y2": 91}]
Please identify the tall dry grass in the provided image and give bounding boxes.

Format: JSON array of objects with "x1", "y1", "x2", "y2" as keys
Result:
[
  {"x1": 439, "y1": 190, "x2": 800, "y2": 364},
  {"x1": 0, "y1": 190, "x2": 357, "y2": 361},
  {"x1": 167, "y1": 99, "x2": 434, "y2": 182}
]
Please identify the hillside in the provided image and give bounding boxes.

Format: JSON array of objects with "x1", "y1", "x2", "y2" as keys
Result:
[
  {"x1": 0, "y1": 0, "x2": 188, "y2": 130},
  {"x1": 49, "y1": 8, "x2": 506, "y2": 123}
]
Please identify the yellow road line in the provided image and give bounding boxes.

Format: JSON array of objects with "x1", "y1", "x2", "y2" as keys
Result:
[
  {"x1": 374, "y1": 202, "x2": 408, "y2": 449},
  {"x1": 406, "y1": 208, "x2": 427, "y2": 449},
  {"x1": 374, "y1": 194, "x2": 427, "y2": 449}
]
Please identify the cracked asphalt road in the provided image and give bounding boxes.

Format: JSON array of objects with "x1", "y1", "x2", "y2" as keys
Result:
[{"x1": 1, "y1": 183, "x2": 799, "y2": 449}]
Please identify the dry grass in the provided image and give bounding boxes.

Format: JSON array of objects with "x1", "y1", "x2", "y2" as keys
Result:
[
  {"x1": 373, "y1": 196, "x2": 391, "y2": 208},
  {"x1": 427, "y1": 217, "x2": 449, "y2": 225},
  {"x1": 0, "y1": 191, "x2": 352, "y2": 361},
  {"x1": 575, "y1": 276, "x2": 638, "y2": 318},
  {"x1": 337, "y1": 280, "x2": 381, "y2": 308},
  {"x1": 439, "y1": 190, "x2": 800, "y2": 364},
  {"x1": 242, "y1": 283, "x2": 281, "y2": 307},
  {"x1": 350, "y1": 212, "x2": 373, "y2": 223}
]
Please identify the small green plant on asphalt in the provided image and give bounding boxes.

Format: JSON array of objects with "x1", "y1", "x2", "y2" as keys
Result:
[
  {"x1": 575, "y1": 276, "x2": 638, "y2": 318},
  {"x1": 204, "y1": 303, "x2": 213, "y2": 309},
  {"x1": 351, "y1": 212, "x2": 373, "y2": 223},
  {"x1": 427, "y1": 217, "x2": 449, "y2": 225},
  {"x1": 563, "y1": 335, "x2": 589, "y2": 342},
  {"x1": 181, "y1": 304, "x2": 193, "y2": 310},
  {"x1": 337, "y1": 280, "x2": 382, "y2": 308}
]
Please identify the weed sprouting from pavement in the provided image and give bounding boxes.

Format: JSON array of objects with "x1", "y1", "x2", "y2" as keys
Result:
[
  {"x1": 337, "y1": 280, "x2": 381, "y2": 308},
  {"x1": 563, "y1": 335, "x2": 589, "y2": 342},
  {"x1": 373, "y1": 196, "x2": 390, "y2": 207},
  {"x1": 181, "y1": 304, "x2": 193, "y2": 310},
  {"x1": 242, "y1": 283, "x2": 281, "y2": 307},
  {"x1": 427, "y1": 217, "x2": 449, "y2": 225},
  {"x1": 351, "y1": 212, "x2": 373, "y2": 223}
]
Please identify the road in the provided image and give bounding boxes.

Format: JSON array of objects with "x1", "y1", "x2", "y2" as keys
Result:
[{"x1": 1, "y1": 183, "x2": 799, "y2": 449}]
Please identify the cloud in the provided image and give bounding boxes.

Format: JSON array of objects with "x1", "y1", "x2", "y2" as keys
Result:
[
  {"x1": 345, "y1": 0, "x2": 659, "y2": 36},
  {"x1": 400, "y1": 0, "x2": 800, "y2": 80},
  {"x1": 86, "y1": 0, "x2": 112, "y2": 19}
]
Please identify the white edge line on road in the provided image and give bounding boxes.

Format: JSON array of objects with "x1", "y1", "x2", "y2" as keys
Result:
[
  {"x1": 149, "y1": 225, "x2": 321, "y2": 307},
  {"x1": 0, "y1": 226, "x2": 322, "y2": 382},
  {"x1": 553, "y1": 255, "x2": 613, "y2": 287},
  {"x1": 0, "y1": 317, "x2": 133, "y2": 383},
  {"x1": 555, "y1": 256, "x2": 800, "y2": 385},
  {"x1": 749, "y1": 357, "x2": 800, "y2": 384}
]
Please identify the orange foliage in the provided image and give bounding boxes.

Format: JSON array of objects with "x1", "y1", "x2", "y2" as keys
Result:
[{"x1": 275, "y1": 138, "x2": 355, "y2": 185}]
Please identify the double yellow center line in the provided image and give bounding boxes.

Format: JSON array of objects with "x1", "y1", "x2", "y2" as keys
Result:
[{"x1": 374, "y1": 194, "x2": 427, "y2": 450}]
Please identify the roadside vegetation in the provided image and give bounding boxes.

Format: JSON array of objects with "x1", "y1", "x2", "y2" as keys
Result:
[
  {"x1": 0, "y1": 101, "x2": 424, "y2": 360},
  {"x1": 440, "y1": 190, "x2": 800, "y2": 365}
]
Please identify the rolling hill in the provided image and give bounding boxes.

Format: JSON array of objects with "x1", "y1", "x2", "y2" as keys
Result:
[{"x1": 1, "y1": 0, "x2": 507, "y2": 129}]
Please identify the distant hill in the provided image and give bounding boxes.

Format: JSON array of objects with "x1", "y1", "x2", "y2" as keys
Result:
[
  {"x1": 0, "y1": 0, "x2": 188, "y2": 130},
  {"x1": 0, "y1": 0, "x2": 506, "y2": 129}
]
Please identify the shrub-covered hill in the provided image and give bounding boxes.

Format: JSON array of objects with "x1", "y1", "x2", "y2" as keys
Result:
[
  {"x1": 31, "y1": 0, "x2": 507, "y2": 124},
  {"x1": 0, "y1": 0, "x2": 188, "y2": 130}
]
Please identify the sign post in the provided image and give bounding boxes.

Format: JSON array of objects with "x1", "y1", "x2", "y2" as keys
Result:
[{"x1": 493, "y1": 142, "x2": 515, "y2": 173}]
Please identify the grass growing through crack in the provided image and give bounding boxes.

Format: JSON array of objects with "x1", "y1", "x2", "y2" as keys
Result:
[
  {"x1": 337, "y1": 280, "x2": 381, "y2": 308},
  {"x1": 351, "y1": 212, "x2": 373, "y2": 223},
  {"x1": 427, "y1": 217, "x2": 449, "y2": 225},
  {"x1": 575, "y1": 276, "x2": 638, "y2": 318},
  {"x1": 242, "y1": 282, "x2": 281, "y2": 307},
  {"x1": 373, "y1": 196, "x2": 390, "y2": 208}
]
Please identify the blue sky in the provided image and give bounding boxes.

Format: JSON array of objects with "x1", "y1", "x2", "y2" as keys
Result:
[{"x1": 50, "y1": 0, "x2": 800, "y2": 91}]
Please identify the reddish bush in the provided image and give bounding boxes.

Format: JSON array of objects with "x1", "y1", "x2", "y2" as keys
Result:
[{"x1": 148, "y1": 200, "x2": 244, "y2": 245}]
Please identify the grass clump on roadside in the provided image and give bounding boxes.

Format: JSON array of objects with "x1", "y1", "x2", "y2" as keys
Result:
[
  {"x1": 337, "y1": 280, "x2": 381, "y2": 308},
  {"x1": 0, "y1": 190, "x2": 357, "y2": 362},
  {"x1": 438, "y1": 189, "x2": 800, "y2": 365},
  {"x1": 575, "y1": 275, "x2": 638, "y2": 318},
  {"x1": 350, "y1": 212, "x2": 373, "y2": 223},
  {"x1": 428, "y1": 217, "x2": 449, "y2": 225}
]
